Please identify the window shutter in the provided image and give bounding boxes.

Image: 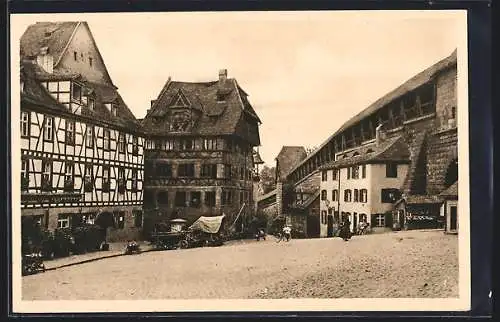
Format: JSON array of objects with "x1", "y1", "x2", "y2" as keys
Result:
[{"x1": 371, "y1": 214, "x2": 378, "y2": 227}]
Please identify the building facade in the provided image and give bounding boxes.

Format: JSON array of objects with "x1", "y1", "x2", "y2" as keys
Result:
[
  {"x1": 318, "y1": 133, "x2": 410, "y2": 237},
  {"x1": 141, "y1": 70, "x2": 261, "y2": 234},
  {"x1": 20, "y1": 22, "x2": 145, "y2": 242}
]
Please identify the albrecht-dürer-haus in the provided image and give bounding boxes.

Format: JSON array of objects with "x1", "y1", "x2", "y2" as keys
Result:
[{"x1": 19, "y1": 21, "x2": 262, "y2": 241}]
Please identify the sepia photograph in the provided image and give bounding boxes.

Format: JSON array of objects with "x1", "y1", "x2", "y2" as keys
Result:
[{"x1": 10, "y1": 10, "x2": 470, "y2": 313}]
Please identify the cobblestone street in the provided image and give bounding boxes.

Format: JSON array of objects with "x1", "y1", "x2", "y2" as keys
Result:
[{"x1": 22, "y1": 230, "x2": 458, "y2": 300}]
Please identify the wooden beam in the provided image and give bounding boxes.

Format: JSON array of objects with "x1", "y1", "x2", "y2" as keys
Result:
[{"x1": 400, "y1": 100, "x2": 406, "y2": 121}]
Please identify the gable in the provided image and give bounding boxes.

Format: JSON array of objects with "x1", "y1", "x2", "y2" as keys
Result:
[
  {"x1": 55, "y1": 22, "x2": 114, "y2": 86},
  {"x1": 170, "y1": 90, "x2": 190, "y2": 108}
]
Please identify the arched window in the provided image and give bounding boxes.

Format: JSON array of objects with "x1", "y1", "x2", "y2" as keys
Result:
[
  {"x1": 360, "y1": 189, "x2": 368, "y2": 203},
  {"x1": 332, "y1": 189, "x2": 339, "y2": 201},
  {"x1": 344, "y1": 189, "x2": 352, "y2": 202},
  {"x1": 321, "y1": 190, "x2": 327, "y2": 201}
]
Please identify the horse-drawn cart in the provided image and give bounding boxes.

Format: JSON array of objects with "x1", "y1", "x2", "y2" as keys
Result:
[{"x1": 151, "y1": 215, "x2": 225, "y2": 250}]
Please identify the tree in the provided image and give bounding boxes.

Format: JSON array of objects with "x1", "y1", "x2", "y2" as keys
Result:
[{"x1": 259, "y1": 165, "x2": 276, "y2": 194}]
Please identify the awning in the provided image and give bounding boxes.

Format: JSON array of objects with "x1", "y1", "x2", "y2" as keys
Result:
[{"x1": 189, "y1": 215, "x2": 225, "y2": 234}]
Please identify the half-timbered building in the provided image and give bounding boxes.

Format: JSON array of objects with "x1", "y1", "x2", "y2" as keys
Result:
[
  {"x1": 141, "y1": 69, "x2": 261, "y2": 234},
  {"x1": 20, "y1": 22, "x2": 145, "y2": 242}
]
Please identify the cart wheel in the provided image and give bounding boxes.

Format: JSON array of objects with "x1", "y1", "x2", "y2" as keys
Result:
[{"x1": 179, "y1": 240, "x2": 189, "y2": 249}]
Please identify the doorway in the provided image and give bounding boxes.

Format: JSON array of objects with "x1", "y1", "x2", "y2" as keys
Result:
[
  {"x1": 327, "y1": 215, "x2": 333, "y2": 237},
  {"x1": 450, "y1": 206, "x2": 457, "y2": 231}
]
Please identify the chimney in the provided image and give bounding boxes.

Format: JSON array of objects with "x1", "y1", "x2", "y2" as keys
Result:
[
  {"x1": 36, "y1": 47, "x2": 53, "y2": 74},
  {"x1": 219, "y1": 69, "x2": 227, "y2": 83},
  {"x1": 151, "y1": 100, "x2": 156, "y2": 107},
  {"x1": 375, "y1": 123, "x2": 385, "y2": 147}
]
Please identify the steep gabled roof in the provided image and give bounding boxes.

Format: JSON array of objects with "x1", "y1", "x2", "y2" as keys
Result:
[
  {"x1": 20, "y1": 21, "x2": 116, "y2": 87},
  {"x1": 21, "y1": 21, "x2": 79, "y2": 62},
  {"x1": 286, "y1": 50, "x2": 457, "y2": 179},
  {"x1": 142, "y1": 76, "x2": 261, "y2": 145},
  {"x1": 319, "y1": 135, "x2": 410, "y2": 169}
]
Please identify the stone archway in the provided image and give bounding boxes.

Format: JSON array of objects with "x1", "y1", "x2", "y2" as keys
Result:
[
  {"x1": 444, "y1": 158, "x2": 458, "y2": 188},
  {"x1": 95, "y1": 211, "x2": 115, "y2": 241}
]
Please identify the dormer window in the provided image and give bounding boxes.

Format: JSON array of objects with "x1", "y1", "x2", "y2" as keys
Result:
[
  {"x1": 111, "y1": 104, "x2": 118, "y2": 117},
  {"x1": 88, "y1": 97, "x2": 95, "y2": 111},
  {"x1": 71, "y1": 82, "x2": 82, "y2": 103},
  {"x1": 216, "y1": 93, "x2": 226, "y2": 102}
]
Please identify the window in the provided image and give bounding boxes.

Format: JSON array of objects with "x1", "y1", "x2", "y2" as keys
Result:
[
  {"x1": 118, "y1": 168, "x2": 126, "y2": 193},
  {"x1": 321, "y1": 190, "x2": 327, "y2": 201},
  {"x1": 118, "y1": 133, "x2": 126, "y2": 154},
  {"x1": 175, "y1": 191, "x2": 187, "y2": 207},
  {"x1": 86, "y1": 126, "x2": 94, "y2": 148},
  {"x1": 71, "y1": 82, "x2": 82, "y2": 102},
  {"x1": 115, "y1": 212, "x2": 125, "y2": 229},
  {"x1": 239, "y1": 167, "x2": 245, "y2": 180},
  {"x1": 321, "y1": 210, "x2": 327, "y2": 225},
  {"x1": 374, "y1": 214, "x2": 385, "y2": 227},
  {"x1": 344, "y1": 189, "x2": 352, "y2": 202},
  {"x1": 21, "y1": 111, "x2": 30, "y2": 137},
  {"x1": 157, "y1": 191, "x2": 169, "y2": 205},
  {"x1": 165, "y1": 139, "x2": 174, "y2": 150},
  {"x1": 451, "y1": 106, "x2": 456, "y2": 119},
  {"x1": 360, "y1": 189, "x2": 368, "y2": 203},
  {"x1": 102, "y1": 166, "x2": 110, "y2": 192},
  {"x1": 65, "y1": 121, "x2": 75, "y2": 145},
  {"x1": 203, "y1": 138, "x2": 217, "y2": 150},
  {"x1": 88, "y1": 97, "x2": 95, "y2": 111},
  {"x1": 181, "y1": 139, "x2": 193, "y2": 150},
  {"x1": 43, "y1": 117, "x2": 54, "y2": 141},
  {"x1": 381, "y1": 188, "x2": 400, "y2": 203},
  {"x1": 84, "y1": 164, "x2": 93, "y2": 192},
  {"x1": 132, "y1": 137, "x2": 139, "y2": 155},
  {"x1": 190, "y1": 191, "x2": 201, "y2": 208},
  {"x1": 332, "y1": 189, "x2": 339, "y2": 202},
  {"x1": 64, "y1": 162, "x2": 74, "y2": 192},
  {"x1": 205, "y1": 191, "x2": 216, "y2": 207},
  {"x1": 321, "y1": 171, "x2": 328, "y2": 181},
  {"x1": 201, "y1": 164, "x2": 217, "y2": 179},
  {"x1": 89, "y1": 57, "x2": 93, "y2": 67},
  {"x1": 58, "y1": 214, "x2": 70, "y2": 229},
  {"x1": 353, "y1": 189, "x2": 359, "y2": 202},
  {"x1": 103, "y1": 130, "x2": 111, "y2": 150},
  {"x1": 347, "y1": 167, "x2": 351, "y2": 179},
  {"x1": 111, "y1": 104, "x2": 118, "y2": 117},
  {"x1": 133, "y1": 211, "x2": 142, "y2": 228},
  {"x1": 21, "y1": 159, "x2": 29, "y2": 191},
  {"x1": 224, "y1": 164, "x2": 232, "y2": 179},
  {"x1": 41, "y1": 160, "x2": 52, "y2": 191},
  {"x1": 351, "y1": 166, "x2": 360, "y2": 179},
  {"x1": 131, "y1": 169, "x2": 138, "y2": 192},
  {"x1": 178, "y1": 163, "x2": 195, "y2": 177},
  {"x1": 222, "y1": 190, "x2": 232, "y2": 205},
  {"x1": 156, "y1": 163, "x2": 172, "y2": 177},
  {"x1": 332, "y1": 169, "x2": 338, "y2": 181},
  {"x1": 73, "y1": 51, "x2": 77, "y2": 61},
  {"x1": 362, "y1": 165, "x2": 366, "y2": 178},
  {"x1": 386, "y1": 162, "x2": 398, "y2": 178}
]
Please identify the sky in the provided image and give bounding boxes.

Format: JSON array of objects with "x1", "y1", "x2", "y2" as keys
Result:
[{"x1": 12, "y1": 11, "x2": 465, "y2": 167}]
